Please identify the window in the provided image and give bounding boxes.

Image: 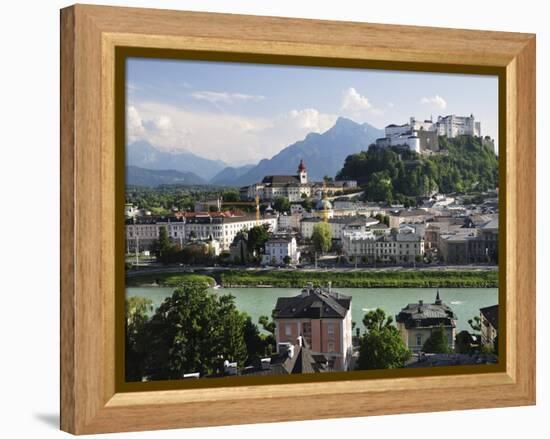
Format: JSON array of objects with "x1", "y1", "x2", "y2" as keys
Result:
[
  {"x1": 416, "y1": 334, "x2": 423, "y2": 346},
  {"x1": 285, "y1": 323, "x2": 292, "y2": 336},
  {"x1": 327, "y1": 323, "x2": 335, "y2": 338},
  {"x1": 327, "y1": 342, "x2": 335, "y2": 353}
]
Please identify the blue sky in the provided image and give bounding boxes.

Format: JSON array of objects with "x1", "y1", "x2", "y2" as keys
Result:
[{"x1": 127, "y1": 57, "x2": 498, "y2": 165}]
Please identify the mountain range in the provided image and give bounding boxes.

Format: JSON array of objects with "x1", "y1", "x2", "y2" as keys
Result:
[
  {"x1": 126, "y1": 165, "x2": 206, "y2": 187},
  {"x1": 126, "y1": 117, "x2": 383, "y2": 187},
  {"x1": 126, "y1": 141, "x2": 227, "y2": 181},
  {"x1": 215, "y1": 117, "x2": 383, "y2": 186}
]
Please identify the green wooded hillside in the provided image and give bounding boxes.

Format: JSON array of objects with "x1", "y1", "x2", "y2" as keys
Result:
[{"x1": 336, "y1": 135, "x2": 498, "y2": 204}]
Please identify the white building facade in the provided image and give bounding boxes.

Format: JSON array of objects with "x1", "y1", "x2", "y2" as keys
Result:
[
  {"x1": 242, "y1": 160, "x2": 357, "y2": 202},
  {"x1": 126, "y1": 214, "x2": 278, "y2": 253},
  {"x1": 300, "y1": 216, "x2": 380, "y2": 240},
  {"x1": 126, "y1": 217, "x2": 185, "y2": 252},
  {"x1": 377, "y1": 114, "x2": 482, "y2": 154},
  {"x1": 184, "y1": 215, "x2": 278, "y2": 251},
  {"x1": 437, "y1": 114, "x2": 481, "y2": 137},
  {"x1": 262, "y1": 236, "x2": 300, "y2": 265},
  {"x1": 342, "y1": 230, "x2": 425, "y2": 263}
]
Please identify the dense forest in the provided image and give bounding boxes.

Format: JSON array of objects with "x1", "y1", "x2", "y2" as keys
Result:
[{"x1": 336, "y1": 135, "x2": 499, "y2": 204}]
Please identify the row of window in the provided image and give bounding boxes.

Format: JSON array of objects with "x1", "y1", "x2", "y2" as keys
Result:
[{"x1": 284, "y1": 322, "x2": 336, "y2": 352}]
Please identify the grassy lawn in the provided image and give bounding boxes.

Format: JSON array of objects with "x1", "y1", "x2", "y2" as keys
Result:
[
  {"x1": 219, "y1": 269, "x2": 498, "y2": 288},
  {"x1": 125, "y1": 272, "x2": 216, "y2": 287}
]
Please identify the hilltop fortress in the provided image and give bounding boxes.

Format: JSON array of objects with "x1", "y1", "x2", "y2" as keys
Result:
[{"x1": 376, "y1": 114, "x2": 483, "y2": 154}]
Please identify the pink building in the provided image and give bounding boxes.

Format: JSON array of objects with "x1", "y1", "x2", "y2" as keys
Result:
[{"x1": 272, "y1": 284, "x2": 353, "y2": 371}]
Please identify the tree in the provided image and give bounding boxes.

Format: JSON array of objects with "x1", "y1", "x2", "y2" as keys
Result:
[
  {"x1": 216, "y1": 295, "x2": 248, "y2": 368},
  {"x1": 178, "y1": 243, "x2": 212, "y2": 265},
  {"x1": 302, "y1": 198, "x2": 313, "y2": 211},
  {"x1": 242, "y1": 315, "x2": 276, "y2": 365},
  {"x1": 283, "y1": 255, "x2": 292, "y2": 265},
  {"x1": 125, "y1": 296, "x2": 153, "y2": 381},
  {"x1": 422, "y1": 325, "x2": 451, "y2": 353},
  {"x1": 258, "y1": 315, "x2": 276, "y2": 334},
  {"x1": 365, "y1": 171, "x2": 393, "y2": 202},
  {"x1": 273, "y1": 197, "x2": 291, "y2": 213},
  {"x1": 468, "y1": 316, "x2": 481, "y2": 332},
  {"x1": 247, "y1": 224, "x2": 270, "y2": 257},
  {"x1": 362, "y1": 308, "x2": 394, "y2": 331},
  {"x1": 337, "y1": 138, "x2": 499, "y2": 200},
  {"x1": 356, "y1": 308, "x2": 411, "y2": 370},
  {"x1": 136, "y1": 282, "x2": 250, "y2": 380},
  {"x1": 153, "y1": 226, "x2": 173, "y2": 261},
  {"x1": 374, "y1": 213, "x2": 389, "y2": 226},
  {"x1": 222, "y1": 190, "x2": 240, "y2": 202},
  {"x1": 454, "y1": 330, "x2": 473, "y2": 354},
  {"x1": 312, "y1": 222, "x2": 332, "y2": 253}
]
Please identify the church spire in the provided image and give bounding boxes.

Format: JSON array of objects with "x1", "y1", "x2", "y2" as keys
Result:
[{"x1": 298, "y1": 159, "x2": 307, "y2": 184}]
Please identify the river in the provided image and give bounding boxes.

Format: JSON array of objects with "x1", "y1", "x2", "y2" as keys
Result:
[{"x1": 126, "y1": 286, "x2": 498, "y2": 333}]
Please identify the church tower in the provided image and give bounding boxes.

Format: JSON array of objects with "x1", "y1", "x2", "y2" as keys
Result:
[{"x1": 297, "y1": 159, "x2": 307, "y2": 184}]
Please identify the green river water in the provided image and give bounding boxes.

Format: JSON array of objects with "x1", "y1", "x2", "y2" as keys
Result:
[{"x1": 126, "y1": 286, "x2": 498, "y2": 333}]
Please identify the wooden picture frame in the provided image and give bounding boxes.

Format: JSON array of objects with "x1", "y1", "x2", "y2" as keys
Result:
[{"x1": 60, "y1": 4, "x2": 536, "y2": 434}]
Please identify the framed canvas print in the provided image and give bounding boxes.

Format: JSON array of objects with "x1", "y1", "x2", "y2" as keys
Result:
[{"x1": 60, "y1": 4, "x2": 536, "y2": 435}]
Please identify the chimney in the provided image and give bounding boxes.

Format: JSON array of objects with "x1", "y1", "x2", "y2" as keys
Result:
[
  {"x1": 278, "y1": 342, "x2": 292, "y2": 355},
  {"x1": 287, "y1": 345, "x2": 295, "y2": 359}
]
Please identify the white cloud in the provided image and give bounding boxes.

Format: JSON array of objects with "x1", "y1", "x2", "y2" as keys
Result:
[
  {"x1": 155, "y1": 116, "x2": 172, "y2": 130},
  {"x1": 287, "y1": 108, "x2": 337, "y2": 132},
  {"x1": 127, "y1": 105, "x2": 145, "y2": 142},
  {"x1": 420, "y1": 94, "x2": 447, "y2": 109},
  {"x1": 340, "y1": 87, "x2": 383, "y2": 119},
  {"x1": 191, "y1": 91, "x2": 265, "y2": 105},
  {"x1": 341, "y1": 87, "x2": 372, "y2": 112},
  {"x1": 126, "y1": 102, "x2": 337, "y2": 164}
]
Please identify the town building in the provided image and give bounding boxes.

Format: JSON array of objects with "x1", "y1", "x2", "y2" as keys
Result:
[
  {"x1": 242, "y1": 337, "x2": 329, "y2": 376},
  {"x1": 387, "y1": 208, "x2": 433, "y2": 228},
  {"x1": 194, "y1": 198, "x2": 222, "y2": 212},
  {"x1": 377, "y1": 231, "x2": 425, "y2": 263},
  {"x1": 272, "y1": 284, "x2": 353, "y2": 371},
  {"x1": 125, "y1": 213, "x2": 278, "y2": 253},
  {"x1": 480, "y1": 305, "x2": 498, "y2": 346},
  {"x1": 396, "y1": 291, "x2": 457, "y2": 352},
  {"x1": 300, "y1": 216, "x2": 379, "y2": 240},
  {"x1": 438, "y1": 216, "x2": 498, "y2": 264},
  {"x1": 184, "y1": 214, "x2": 278, "y2": 251},
  {"x1": 228, "y1": 232, "x2": 249, "y2": 263},
  {"x1": 342, "y1": 230, "x2": 425, "y2": 263},
  {"x1": 125, "y1": 216, "x2": 185, "y2": 252},
  {"x1": 242, "y1": 160, "x2": 357, "y2": 202},
  {"x1": 277, "y1": 212, "x2": 302, "y2": 231},
  {"x1": 262, "y1": 235, "x2": 300, "y2": 265},
  {"x1": 341, "y1": 229, "x2": 377, "y2": 262},
  {"x1": 332, "y1": 200, "x2": 388, "y2": 218}
]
